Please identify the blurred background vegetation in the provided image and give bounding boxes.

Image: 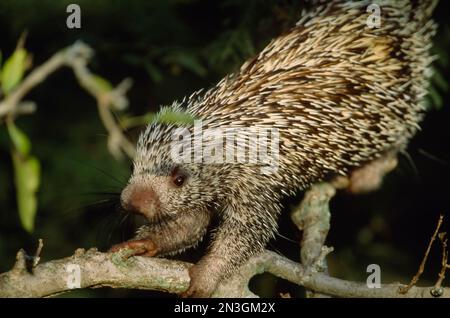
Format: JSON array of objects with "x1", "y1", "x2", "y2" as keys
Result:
[{"x1": 0, "y1": 0, "x2": 449, "y2": 297}]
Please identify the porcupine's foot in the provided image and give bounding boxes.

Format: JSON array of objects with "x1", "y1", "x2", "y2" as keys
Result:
[
  {"x1": 109, "y1": 239, "x2": 159, "y2": 257},
  {"x1": 332, "y1": 152, "x2": 398, "y2": 194},
  {"x1": 180, "y1": 264, "x2": 216, "y2": 298}
]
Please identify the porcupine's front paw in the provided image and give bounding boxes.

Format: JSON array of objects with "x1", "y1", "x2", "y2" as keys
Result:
[
  {"x1": 109, "y1": 239, "x2": 159, "y2": 257},
  {"x1": 180, "y1": 263, "x2": 220, "y2": 298}
]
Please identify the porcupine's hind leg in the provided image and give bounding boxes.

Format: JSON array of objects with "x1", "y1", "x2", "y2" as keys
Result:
[
  {"x1": 332, "y1": 151, "x2": 398, "y2": 194},
  {"x1": 293, "y1": 151, "x2": 398, "y2": 277}
]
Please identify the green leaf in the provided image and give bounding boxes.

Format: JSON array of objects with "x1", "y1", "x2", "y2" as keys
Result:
[
  {"x1": 143, "y1": 61, "x2": 163, "y2": 83},
  {"x1": 12, "y1": 152, "x2": 40, "y2": 233},
  {"x1": 1, "y1": 48, "x2": 28, "y2": 95},
  {"x1": 91, "y1": 74, "x2": 112, "y2": 93},
  {"x1": 431, "y1": 67, "x2": 449, "y2": 93},
  {"x1": 7, "y1": 121, "x2": 31, "y2": 156},
  {"x1": 7, "y1": 121, "x2": 40, "y2": 232},
  {"x1": 428, "y1": 86, "x2": 443, "y2": 110},
  {"x1": 433, "y1": 46, "x2": 449, "y2": 68},
  {"x1": 238, "y1": 30, "x2": 255, "y2": 57}
]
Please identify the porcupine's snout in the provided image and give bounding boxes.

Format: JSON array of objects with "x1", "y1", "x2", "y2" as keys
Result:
[{"x1": 120, "y1": 183, "x2": 160, "y2": 219}]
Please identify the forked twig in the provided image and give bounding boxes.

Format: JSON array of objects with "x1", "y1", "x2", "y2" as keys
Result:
[
  {"x1": 430, "y1": 232, "x2": 448, "y2": 297},
  {"x1": 399, "y1": 214, "x2": 444, "y2": 294}
]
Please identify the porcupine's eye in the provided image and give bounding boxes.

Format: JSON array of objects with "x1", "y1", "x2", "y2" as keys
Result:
[{"x1": 171, "y1": 167, "x2": 187, "y2": 187}]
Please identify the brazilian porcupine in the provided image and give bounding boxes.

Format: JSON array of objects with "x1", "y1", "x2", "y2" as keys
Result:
[{"x1": 110, "y1": 0, "x2": 437, "y2": 297}]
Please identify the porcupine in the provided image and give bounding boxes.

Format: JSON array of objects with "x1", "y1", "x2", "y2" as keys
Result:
[{"x1": 110, "y1": 0, "x2": 438, "y2": 297}]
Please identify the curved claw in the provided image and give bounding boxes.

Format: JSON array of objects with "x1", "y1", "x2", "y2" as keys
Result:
[{"x1": 109, "y1": 239, "x2": 159, "y2": 258}]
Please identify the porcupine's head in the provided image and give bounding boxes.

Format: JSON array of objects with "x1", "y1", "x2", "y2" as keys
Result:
[{"x1": 120, "y1": 106, "x2": 225, "y2": 254}]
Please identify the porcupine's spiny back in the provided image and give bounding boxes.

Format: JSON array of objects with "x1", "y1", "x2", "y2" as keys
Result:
[{"x1": 184, "y1": 0, "x2": 437, "y2": 190}]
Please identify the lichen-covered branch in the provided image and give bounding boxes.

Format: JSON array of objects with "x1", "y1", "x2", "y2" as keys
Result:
[
  {"x1": 0, "y1": 248, "x2": 448, "y2": 298},
  {"x1": 291, "y1": 182, "x2": 334, "y2": 298},
  {"x1": 0, "y1": 247, "x2": 190, "y2": 298},
  {"x1": 291, "y1": 182, "x2": 334, "y2": 268}
]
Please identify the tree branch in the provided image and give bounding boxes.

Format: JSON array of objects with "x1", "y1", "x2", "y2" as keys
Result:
[
  {"x1": 291, "y1": 182, "x2": 334, "y2": 298},
  {"x1": 1, "y1": 181, "x2": 447, "y2": 298},
  {"x1": 399, "y1": 214, "x2": 445, "y2": 294},
  {"x1": 0, "y1": 41, "x2": 135, "y2": 160},
  {"x1": 0, "y1": 247, "x2": 448, "y2": 298}
]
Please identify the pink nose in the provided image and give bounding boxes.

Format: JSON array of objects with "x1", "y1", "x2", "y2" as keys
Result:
[{"x1": 120, "y1": 185, "x2": 159, "y2": 217}]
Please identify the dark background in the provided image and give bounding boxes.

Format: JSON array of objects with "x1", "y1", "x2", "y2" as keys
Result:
[{"x1": 0, "y1": 0, "x2": 449, "y2": 297}]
